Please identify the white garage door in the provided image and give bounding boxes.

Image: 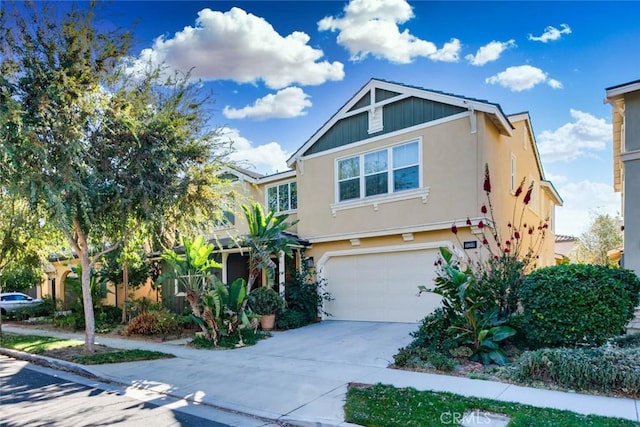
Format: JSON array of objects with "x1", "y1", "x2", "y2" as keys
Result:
[{"x1": 321, "y1": 249, "x2": 443, "y2": 323}]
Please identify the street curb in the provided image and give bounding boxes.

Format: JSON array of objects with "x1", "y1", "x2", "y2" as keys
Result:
[{"x1": 0, "y1": 347, "x2": 105, "y2": 380}]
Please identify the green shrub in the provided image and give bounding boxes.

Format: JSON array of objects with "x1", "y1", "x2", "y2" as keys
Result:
[
  {"x1": 53, "y1": 312, "x2": 84, "y2": 330},
  {"x1": 124, "y1": 309, "x2": 181, "y2": 337},
  {"x1": 248, "y1": 286, "x2": 284, "y2": 315},
  {"x1": 520, "y1": 264, "x2": 640, "y2": 347},
  {"x1": 611, "y1": 333, "x2": 640, "y2": 348},
  {"x1": 283, "y1": 258, "x2": 332, "y2": 326},
  {"x1": 393, "y1": 346, "x2": 455, "y2": 372},
  {"x1": 408, "y1": 308, "x2": 459, "y2": 353},
  {"x1": 509, "y1": 346, "x2": 640, "y2": 395},
  {"x1": 276, "y1": 310, "x2": 307, "y2": 330}
]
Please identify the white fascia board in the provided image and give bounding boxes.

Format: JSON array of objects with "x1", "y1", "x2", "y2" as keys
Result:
[
  {"x1": 540, "y1": 181, "x2": 563, "y2": 206},
  {"x1": 606, "y1": 81, "x2": 640, "y2": 99},
  {"x1": 257, "y1": 170, "x2": 297, "y2": 184},
  {"x1": 509, "y1": 113, "x2": 546, "y2": 180}
]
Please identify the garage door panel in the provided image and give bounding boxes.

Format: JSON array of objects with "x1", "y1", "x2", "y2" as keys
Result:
[{"x1": 322, "y1": 249, "x2": 442, "y2": 323}]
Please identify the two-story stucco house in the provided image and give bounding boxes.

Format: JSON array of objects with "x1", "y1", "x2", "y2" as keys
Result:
[
  {"x1": 218, "y1": 79, "x2": 560, "y2": 323},
  {"x1": 41, "y1": 79, "x2": 562, "y2": 323},
  {"x1": 606, "y1": 79, "x2": 640, "y2": 275}
]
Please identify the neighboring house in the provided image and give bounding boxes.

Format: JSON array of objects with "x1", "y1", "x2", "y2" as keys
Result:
[
  {"x1": 606, "y1": 79, "x2": 640, "y2": 275},
  {"x1": 271, "y1": 78, "x2": 560, "y2": 323},
  {"x1": 554, "y1": 234, "x2": 577, "y2": 264},
  {"x1": 42, "y1": 256, "x2": 155, "y2": 311}
]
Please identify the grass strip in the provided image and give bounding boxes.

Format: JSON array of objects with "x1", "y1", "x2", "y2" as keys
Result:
[
  {"x1": 72, "y1": 349, "x2": 173, "y2": 365},
  {"x1": 345, "y1": 383, "x2": 638, "y2": 427},
  {"x1": 1, "y1": 333, "x2": 174, "y2": 365},
  {"x1": 0, "y1": 333, "x2": 82, "y2": 354}
]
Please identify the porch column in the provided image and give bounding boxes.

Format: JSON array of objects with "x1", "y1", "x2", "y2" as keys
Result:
[
  {"x1": 278, "y1": 251, "x2": 285, "y2": 296},
  {"x1": 221, "y1": 252, "x2": 229, "y2": 284}
]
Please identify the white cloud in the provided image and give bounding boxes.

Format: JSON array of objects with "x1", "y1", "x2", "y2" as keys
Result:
[
  {"x1": 547, "y1": 78, "x2": 563, "y2": 89},
  {"x1": 555, "y1": 180, "x2": 620, "y2": 237},
  {"x1": 223, "y1": 87, "x2": 312, "y2": 120},
  {"x1": 538, "y1": 110, "x2": 611, "y2": 163},
  {"x1": 544, "y1": 172, "x2": 568, "y2": 185},
  {"x1": 318, "y1": 0, "x2": 461, "y2": 64},
  {"x1": 222, "y1": 128, "x2": 290, "y2": 175},
  {"x1": 465, "y1": 40, "x2": 515, "y2": 66},
  {"x1": 135, "y1": 7, "x2": 344, "y2": 89},
  {"x1": 528, "y1": 24, "x2": 572, "y2": 43},
  {"x1": 485, "y1": 65, "x2": 562, "y2": 91}
]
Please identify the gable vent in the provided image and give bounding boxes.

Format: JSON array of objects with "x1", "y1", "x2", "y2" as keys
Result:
[{"x1": 368, "y1": 106, "x2": 383, "y2": 134}]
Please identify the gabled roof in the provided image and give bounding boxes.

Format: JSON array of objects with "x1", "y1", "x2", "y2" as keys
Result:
[
  {"x1": 507, "y1": 112, "x2": 563, "y2": 206},
  {"x1": 287, "y1": 78, "x2": 514, "y2": 167},
  {"x1": 220, "y1": 165, "x2": 295, "y2": 184}
]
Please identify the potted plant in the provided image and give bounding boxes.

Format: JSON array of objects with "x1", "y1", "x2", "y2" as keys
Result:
[{"x1": 249, "y1": 286, "x2": 285, "y2": 331}]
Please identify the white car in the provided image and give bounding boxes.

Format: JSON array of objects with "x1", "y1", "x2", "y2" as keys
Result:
[{"x1": 0, "y1": 292, "x2": 43, "y2": 315}]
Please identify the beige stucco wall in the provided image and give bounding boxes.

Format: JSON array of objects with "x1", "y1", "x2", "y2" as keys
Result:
[
  {"x1": 42, "y1": 259, "x2": 156, "y2": 309},
  {"x1": 215, "y1": 174, "x2": 299, "y2": 239},
  {"x1": 478, "y1": 114, "x2": 557, "y2": 267},
  {"x1": 296, "y1": 115, "x2": 479, "y2": 240}
]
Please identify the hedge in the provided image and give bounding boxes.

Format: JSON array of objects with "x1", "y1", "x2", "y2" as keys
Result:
[{"x1": 520, "y1": 264, "x2": 640, "y2": 348}]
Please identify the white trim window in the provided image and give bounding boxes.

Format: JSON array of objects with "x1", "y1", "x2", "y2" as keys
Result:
[
  {"x1": 267, "y1": 181, "x2": 298, "y2": 213},
  {"x1": 337, "y1": 140, "x2": 420, "y2": 202}
]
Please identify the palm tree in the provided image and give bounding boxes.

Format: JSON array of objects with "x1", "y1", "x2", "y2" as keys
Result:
[{"x1": 241, "y1": 203, "x2": 298, "y2": 294}]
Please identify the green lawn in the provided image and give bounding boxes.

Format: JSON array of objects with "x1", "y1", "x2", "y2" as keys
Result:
[
  {"x1": 0, "y1": 333, "x2": 174, "y2": 364},
  {"x1": 0, "y1": 333, "x2": 82, "y2": 354},
  {"x1": 345, "y1": 383, "x2": 638, "y2": 427}
]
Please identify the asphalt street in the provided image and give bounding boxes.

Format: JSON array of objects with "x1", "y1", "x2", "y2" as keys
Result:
[{"x1": 0, "y1": 356, "x2": 277, "y2": 427}]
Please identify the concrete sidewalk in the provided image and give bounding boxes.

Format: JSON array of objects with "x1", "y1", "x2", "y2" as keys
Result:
[{"x1": 1, "y1": 322, "x2": 639, "y2": 426}]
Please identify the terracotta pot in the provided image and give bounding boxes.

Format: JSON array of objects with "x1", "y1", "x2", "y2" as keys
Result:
[{"x1": 260, "y1": 313, "x2": 276, "y2": 331}]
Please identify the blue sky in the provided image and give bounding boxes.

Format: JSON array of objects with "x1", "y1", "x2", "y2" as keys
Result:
[{"x1": 97, "y1": 0, "x2": 639, "y2": 237}]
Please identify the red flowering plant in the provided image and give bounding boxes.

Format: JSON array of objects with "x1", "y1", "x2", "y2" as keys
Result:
[
  {"x1": 448, "y1": 163, "x2": 550, "y2": 319},
  {"x1": 419, "y1": 164, "x2": 548, "y2": 365}
]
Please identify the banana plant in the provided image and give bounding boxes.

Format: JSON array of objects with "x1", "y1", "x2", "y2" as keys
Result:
[
  {"x1": 449, "y1": 306, "x2": 516, "y2": 366},
  {"x1": 156, "y1": 236, "x2": 221, "y2": 342}
]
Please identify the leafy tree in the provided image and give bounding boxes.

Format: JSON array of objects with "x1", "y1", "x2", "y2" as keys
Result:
[
  {"x1": 575, "y1": 213, "x2": 623, "y2": 266},
  {"x1": 0, "y1": 253, "x2": 43, "y2": 293},
  {"x1": 0, "y1": 2, "x2": 230, "y2": 351},
  {"x1": 240, "y1": 203, "x2": 298, "y2": 294},
  {"x1": 0, "y1": 190, "x2": 61, "y2": 335}
]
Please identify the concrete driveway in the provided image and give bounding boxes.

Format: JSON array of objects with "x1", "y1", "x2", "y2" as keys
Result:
[
  {"x1": 4, "y1": 321, "x2": 417, "y2": 426},
  {"x1": 238, "y1": 320, "x2": 417, "y2": 367},
  {"x1": 97, "y1": 320, "x2": 417, "y2": 425}
]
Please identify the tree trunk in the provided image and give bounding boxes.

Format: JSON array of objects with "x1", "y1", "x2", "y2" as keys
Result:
[
  {"x1": 121, "y1": 258, "x2": 129, "y2": 324},
  {"x1": 69, "y1": 220, "x2": 96, "y2": 353},
  {"x1": 79, "y1": 249, "x2": 96, "y2": 353},
  {"x1": 247, "y1": 267, "x2": 258, "y2": 295}
]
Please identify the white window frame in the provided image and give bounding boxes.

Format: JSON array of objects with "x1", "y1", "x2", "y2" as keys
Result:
[
  {"x1": 266, "y1": 181, "x2": 298, "y2": 213},
  {"x1": 335, "y1": 139, "x2": 422, "y2": 204}
]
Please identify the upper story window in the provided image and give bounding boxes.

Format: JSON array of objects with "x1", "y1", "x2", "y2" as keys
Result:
[
  {"x1": 267, "y1": 182, "x2": 297, "y2": 213},
  {"x1": 337, "y1": 141, "x2": 420, "y2": 202}
]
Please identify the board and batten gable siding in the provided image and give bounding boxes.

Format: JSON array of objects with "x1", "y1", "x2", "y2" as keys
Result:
[{"x1": 304, "y1": 97, "x2": 467, "y2": 156}]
